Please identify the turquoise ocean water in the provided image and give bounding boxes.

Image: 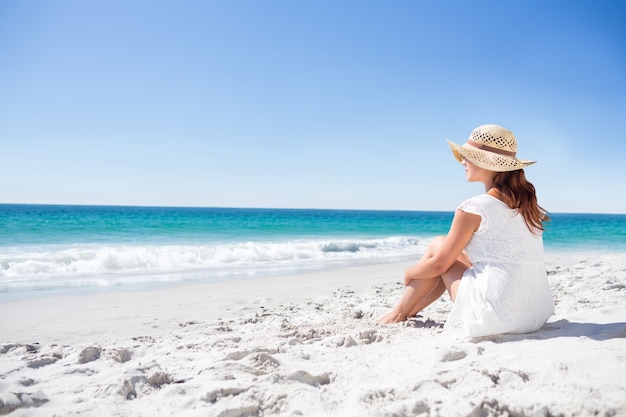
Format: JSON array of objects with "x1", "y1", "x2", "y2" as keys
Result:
[{"x1": 1, "y1": 204, "x2": 625, "y2": 299}]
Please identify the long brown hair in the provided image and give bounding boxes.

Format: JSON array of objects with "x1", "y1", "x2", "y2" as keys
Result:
[{"x1": 492, "y1": 170, "x2": 549, "y2": 233}]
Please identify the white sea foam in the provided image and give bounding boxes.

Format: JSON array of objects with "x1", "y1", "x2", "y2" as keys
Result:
[{"x1": 0, "y1": 236, "x2": 428, "y2": 293}]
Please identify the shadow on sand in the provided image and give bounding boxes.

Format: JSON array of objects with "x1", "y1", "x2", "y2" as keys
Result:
[{"x1": 472, "y1": 319, "x2": 626, "y2": 343}]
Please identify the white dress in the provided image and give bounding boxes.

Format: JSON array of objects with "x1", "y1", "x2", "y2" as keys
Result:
[{"x1": 444, "y1": 194, "x2": 555, "y2": 338}]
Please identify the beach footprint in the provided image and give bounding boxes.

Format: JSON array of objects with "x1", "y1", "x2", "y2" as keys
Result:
[
  {"x1": 357, "y1": 329, "x2": 383, "y2": 344},
  {"x1": 439, "y1": 348, "x2": 467, "y2": 362},
  {"x1": 222, "y1": 350, "x2": 281, "y2": 376}
]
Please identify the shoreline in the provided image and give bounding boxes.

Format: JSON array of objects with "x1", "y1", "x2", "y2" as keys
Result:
[
  {"x1": 1, "y1": 253, "x2": 625, "y2": 416},
  {"x1": 0, "y1": 261, "x2": 414, "y2": 345}
]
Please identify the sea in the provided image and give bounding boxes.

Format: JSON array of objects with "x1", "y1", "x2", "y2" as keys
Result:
[{"x1": 1, "y1": 204, "x2": 625, "y2": 300}]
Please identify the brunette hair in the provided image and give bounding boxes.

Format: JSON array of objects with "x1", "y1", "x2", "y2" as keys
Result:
[{"x1": 492, "y1": 170, "x2": 549, "y2": 232}]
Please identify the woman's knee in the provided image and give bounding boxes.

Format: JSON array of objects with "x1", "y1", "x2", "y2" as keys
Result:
[
  {"x1": 421, "y1": 236, "x2": 446, "y2": 260},
  {"x1": 429, "y1": 236, "x2": 446, "y2": 248}
]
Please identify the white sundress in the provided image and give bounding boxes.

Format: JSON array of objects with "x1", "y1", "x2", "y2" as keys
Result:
[{"x1": 444, "y1": 194, "x2": 555, "y2": 338}]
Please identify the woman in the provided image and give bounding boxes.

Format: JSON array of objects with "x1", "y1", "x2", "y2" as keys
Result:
[{"x1": 378, "y1": 124, "x2": 554, "y2": 338}]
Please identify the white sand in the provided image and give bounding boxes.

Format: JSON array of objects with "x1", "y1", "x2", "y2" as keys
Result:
[{"x1": 1, "y1": 253, "x2": 625, "y2": 416}]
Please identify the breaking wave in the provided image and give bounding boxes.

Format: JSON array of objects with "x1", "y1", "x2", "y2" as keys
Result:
[{"x1": 0, "y1": 236, "x2": 427, "y2": 292}]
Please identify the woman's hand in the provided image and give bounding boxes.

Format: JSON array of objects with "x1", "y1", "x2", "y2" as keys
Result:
[{"x1": 401, "y1": 210, "x2": 479, "y2": 286}]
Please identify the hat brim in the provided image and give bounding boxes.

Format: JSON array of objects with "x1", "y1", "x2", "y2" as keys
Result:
[{"x1": 446, "y1": 139, "x2": 536, "y2": 172}]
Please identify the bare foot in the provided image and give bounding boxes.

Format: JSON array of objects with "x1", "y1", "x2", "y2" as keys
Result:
[{"x1": 376, "y1": 310, "x2": 407, "y2": 324}]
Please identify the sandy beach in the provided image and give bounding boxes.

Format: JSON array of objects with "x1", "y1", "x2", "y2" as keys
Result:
[{"x1": 1, "y1": 252, "x2": 625, "y2": 417}]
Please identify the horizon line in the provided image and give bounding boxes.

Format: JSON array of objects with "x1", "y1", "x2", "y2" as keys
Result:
[{"x1": 1, "y1": 202, "x2": 624, "y2": 216}]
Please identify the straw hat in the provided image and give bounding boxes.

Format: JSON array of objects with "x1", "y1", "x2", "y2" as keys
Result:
[{"x1": 446, "y1": 124, "x2": 536, "y2": 172}]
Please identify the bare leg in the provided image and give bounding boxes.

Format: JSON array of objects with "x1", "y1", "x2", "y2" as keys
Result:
[
  {"x1": 441, "y1": 259, "x2": 469, "y2": 301},
  {"x1": 377, "y1": 277, "x2": 440, "y2": 324},
  {"x1": 408, "y1": 277, "x2": 447, "y2": 317},
  {"x1": 377, "y1": 236, "x2": 470, "y2": 324}
]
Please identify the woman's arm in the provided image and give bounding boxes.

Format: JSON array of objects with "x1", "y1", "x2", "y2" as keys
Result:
[{"x1": 404, "y1": 209, "x2": 480, "y2": 285}]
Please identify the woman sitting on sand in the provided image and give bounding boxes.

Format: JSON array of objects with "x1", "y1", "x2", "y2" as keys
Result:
[{"x1": 378, "y1": 124, "x2": 554, "y2": 337}]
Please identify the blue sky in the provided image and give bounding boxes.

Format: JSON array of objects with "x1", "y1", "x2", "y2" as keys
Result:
[{"x1": 1, "y1": 0, "x2": 625, "y2": 213}]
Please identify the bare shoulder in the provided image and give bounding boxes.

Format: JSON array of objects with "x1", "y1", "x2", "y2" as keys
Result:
[{"x1": 453, "y1": 208, "x2": 481, "y2": 233}]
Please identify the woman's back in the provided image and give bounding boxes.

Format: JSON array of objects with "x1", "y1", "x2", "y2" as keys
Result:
[
  {"x1": 445, "y1": 194, "x2": 555, "y2": 337},
  {"x1": 461, "y1": 194, "x2": 544, "y2": 263}
]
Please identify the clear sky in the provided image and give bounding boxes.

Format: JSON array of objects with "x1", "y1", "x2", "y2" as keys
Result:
[{"x1": 1, "y1": 0, "x2": 625, "y2": 213}]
